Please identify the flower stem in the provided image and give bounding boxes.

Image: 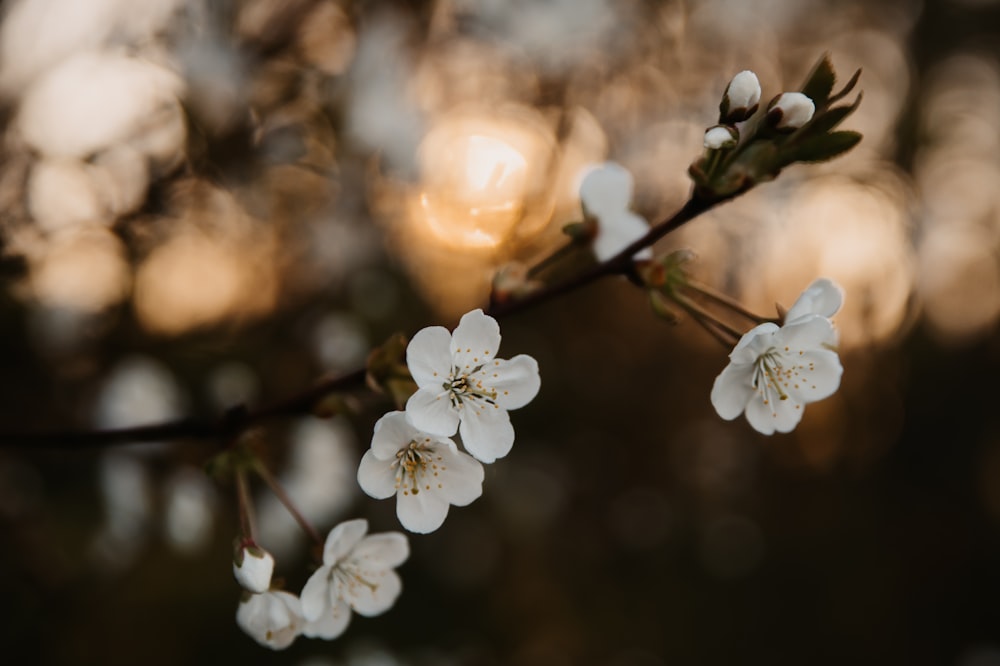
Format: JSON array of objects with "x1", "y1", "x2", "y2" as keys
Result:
[
  {"x1": 235, "y1": 467, "x2": 257, "y2": 544},
  {"x1": 252, "y1": 459, "x2": 324, "y2": 549},
  {"x1": 671, "y1": 291, "x2": 743, "y2": 347},
  {"x1": 683, "y1": 279, "x2": 774, "y2": 324}
]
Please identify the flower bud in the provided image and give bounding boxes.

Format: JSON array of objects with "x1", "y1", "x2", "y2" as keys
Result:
[
  {"x1": 719, "y1": 70, "x2": 761, "y2": 123},
  {"x1": 233, "y1": 544, "x2": 274, "y2": 594},
  {"x1": 766, "y1": 92, "x2": 815, "y2": 130},
  {"x1": 703, "y1": 125, "x2": 738, "y2": 150}
]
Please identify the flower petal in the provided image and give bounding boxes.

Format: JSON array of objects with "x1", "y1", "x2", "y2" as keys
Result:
[
  {"x1": 357, "y1": 450, "x2": 398, "y2": 500},
  {"x1": 302, "y1": 599, "x2": 351, "y2": 640},
  {"x1": 785, "y1": 278, "x2": 844, "y2": 322},
  {"x1": 744, "y1": 393, "x2": 805, "y2": 435},
  {"x1": 406, "y1": 325, "x2": 453, "y2": 389},
  {"x1": 406, "y1": 387, "x2": 460, "y2": 436},
  {"x1": 300, "y1": 565, "x2": 331, "y2": 622},
  {"x1": 344, "y1": 569, "x2": 402, "y2": 617},
  {"x1": 786, "y1": 349, "x2": 843, "y2": 403},
  {"x1": 710, "y1": 362, "x2": 755, "y2": 420},
  {"x1": 779, "y1": 315, "x2": 837, "y2": 350},
  {"x1": 459, "y1": 404, "x2": 514, "y2": 463},
  {"x1": 483, "y1": 354, "x2": 540, "y2": 410},
  {"x1": 371, "y1": 411, "x2": 414, "y2": 459},
  {"x1": 351, "y1": 532, "x2": 410, "y2": 569},
  {"x1": 729, "y1": 323, "x2": 780, "y2": 364},
  {"x1": 593, "y1": 210, "x2": 651, "y2": 262},
  {"x1": 435, "y1": 447, "x2": 484, "y2": 506},
  {"x1": 396, "y1": 487, "x2": 450, "y2": 533},
  {"x1": 580, "y1": 162, "x2": 633, "y2": 218},
  {"x1": 323, "y1": 518, "x2": 368, "y2": 565},
  {"x1": 450, "y1": 309, "x2": 501, "y2": 371}
]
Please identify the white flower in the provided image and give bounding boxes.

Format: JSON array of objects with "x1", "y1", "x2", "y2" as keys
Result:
[
  {"x1": 233, "y1": 544, "x2": 275, "y2": 594},
  {"x1": 358, "y1": 411, "x2": 484, "y2": 533},
  {"x1": 301, "y1": 519, "x2": 409, "y2": 628},
  {"x1": 721, "y1": 70, "x2": 761, "y2": 122},
  {"x1": 704, "y1": 125, "x2": 737, "y2": 150},
  {"x1": 405, "y1": 309, "x2": 541, "y2": 464},
  {"x1": 236, "y1": 590, "x2": 304, "y2": 650},
  {"x1": 710, "y1": 280, "x2": 845, "y2": 435},
  {"x1": 768, "y1": 92, "x2": 815, "y2": 130},
  {"x1": 578, "y1": 162, "x2": 653, "y2": 262}
]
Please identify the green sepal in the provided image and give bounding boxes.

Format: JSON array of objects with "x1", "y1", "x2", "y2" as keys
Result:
[
  {"x1": 562, "y1": 219, "x2": 596, "y2": 242},
  {"x1": 799, "y1": 53, "x2": 837, "y2": 108},
  {"x1": 782, "y1": 131, "x2": 862, "y2": 164}
]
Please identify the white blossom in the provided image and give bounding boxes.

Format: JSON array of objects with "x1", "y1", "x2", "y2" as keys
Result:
[
  {"x1": 358, "y1": 411, "x2": 484, "y2": 533},
  {"x1": 710, "y1": 280, "x2": 844, "y2": 435},
  {"x1": 405, "y1": 309, "x2": 541, "y2": 464},
  {"x1": 578, "y1": 163, "x2": 653, "y2": 262},
  {"x1": 233, "y1": 545, "x2": 275, "y2": 594},
  {"x1": 768, "y1": 92, "x2": 815, "y2": 130},
  {"x1": 300, "y1": 519, "x2": 409, "y2": 632},
  {"x1": 725, "y1": 70, "x2": 761, "y2": 110},
  {"x1": 236, "y1": 590, "x2": 304, "y2": 650},
  {"x1": 704, "y1": 125, "x2": 737, "y2": 150}
]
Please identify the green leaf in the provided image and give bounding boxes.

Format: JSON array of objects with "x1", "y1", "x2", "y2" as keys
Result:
[
  {"x1": 798, "y1": 92, "x2": 863, "y2": 137},
  {"x1": 783, "y1": 131, "x2": 862, "y2": 164},
  {"x1": 799, "y1": 54, "x2": 836, "y2": 107},
  {"x1": 828, "y1": 68, "x2": 862, "y2": 105}
]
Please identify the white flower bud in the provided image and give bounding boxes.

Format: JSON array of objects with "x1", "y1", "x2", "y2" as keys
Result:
[
  {"x1": 233, "y1": 545, "x2": 275, "y2": 594},
  {"x1": 726, "y1": 71, "x2": 761, "y2": 109},
  {"x1": 720, "y1": 70, "x2": 761, "y2": 123},
  {"x1": 767, "y1": 92, "x2": 816, "y2": 130},
  {"x1": 703, "y1": 125, "x2": 738, "y2": 150}
]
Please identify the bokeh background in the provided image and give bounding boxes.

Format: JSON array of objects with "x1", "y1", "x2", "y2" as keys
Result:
[{"x1": 2, "y1": 0, "x2": 1000, "y2": 664}]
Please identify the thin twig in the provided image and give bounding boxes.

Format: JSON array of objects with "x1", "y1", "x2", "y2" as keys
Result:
[
  {"x1": 684, "y1": 278, "x2": 773, "y2": 324},
  {"x1": 235, "y1": 468, "x2": 257, "y2": 543},
  {"x1": 253, "y1": 459, "x2": 324, "y2": 549}
]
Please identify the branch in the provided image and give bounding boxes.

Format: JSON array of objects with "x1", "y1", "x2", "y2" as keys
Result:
[{"x1": 0, "y1": 192, "x2": 728, "y2": 450}]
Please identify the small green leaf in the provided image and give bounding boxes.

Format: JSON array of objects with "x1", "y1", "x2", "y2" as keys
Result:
[
  {"x1": 798, "y1": 93, "x2": 863, "y2": 136},
  {"x1": 799, "y1": 54, "x2": 836, "y2": 107},
  {"x1": 783, "y1": 131, "x2": 862, "y2": 163},
  {"x1": 562, "y1": 220, "x2": 595, "y2": 242},
  {"x1": 828, "y1": 68, "x2": 862, "y2": 105}
]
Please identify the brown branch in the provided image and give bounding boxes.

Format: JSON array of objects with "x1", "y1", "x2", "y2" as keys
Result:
[{"x1": 0, "y1": 191, "x2": 732, "y2": 451}]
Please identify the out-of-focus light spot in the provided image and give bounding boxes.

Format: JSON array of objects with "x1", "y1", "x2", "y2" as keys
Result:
[
  {"x1": 17, "y1": 51, "x2": 184, "y2": 159},
  {"x1": 748, "y1": 173, "x2": 915, "y2": 348},
  {"x1": 133, "y1": 230, "x2": 277, "y2": 335},
  {"x1": 349, "y1": 269, "x2": 400, "y2": 321},
  {"x1": 491, "y1": 450, "x2": 568, "y2": 535},
  {"x1": 415, "y1": 109, "x2": 556, "y2": 249},
  {"x1": 206, "y1": 362, "x2": 260, "y2": 410},
  {"x1": 91, "y1": 451, "x2": 152, "y2": 571},
  {"x1": 29, "y1": 228, "x2": 130, "y2": 312},
  {"x1": 919, "y1": 225, "x2": 1000, "y2": 343},
  {"x1": 163, "y1": 467, "x2": 216, "y2": 555},
  {"x1": 95, "y1": 355, "x2": 185, "y2": 429},
  {"x1": 314, "y1": 312, "x2": 369, "y2": 372},
  {"x1": 28, "y1": 158, "x2": 107, "y2": 233},
  {"x1": 297, "y1": 1, "x2": 356, "y2": 76},
  {"x1": 257, "y1": 419, "x2": 358, "y2": 560}
]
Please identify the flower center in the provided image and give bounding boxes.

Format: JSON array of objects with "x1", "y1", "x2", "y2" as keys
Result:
[
  {"x1": 443, "y1": 366, "x2": 498, "y2": 409},
  {"x1": 752, "y1": 348, "x2": 790, "y2": 402},
  {"x1": 393, "y1": 439, "x2": 447, "y2": 497}
]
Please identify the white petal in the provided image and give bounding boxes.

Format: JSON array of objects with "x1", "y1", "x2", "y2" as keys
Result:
[
  {"x1": 406, "y1": 325, "x2": 453, "y2": 388},
  {"x1": 729, "y1": 323, "x2": 780, "y2": 364},
  {"x1": 351, "y1": 532, "x2": 410, "y2": 569},
  {"x1": 481, "y1": 354, "x2": 540, "y2": 410},
  {"x1": 300, "y1": 566, "x2": 332, "y2": 621},
  {"x1": 344, "y1": 569, "x2": 402, "y2": 617},
  {"x1": 785, "y1": 278, "x2": 844, "y2": 322},
  {"x1": 233, "y1": 547, "x2": 275, "y2": 594},
  {"x1": 779, "y1": 315, "x2": 837, "y2": 350},
  {"x1": 405, "y1": 388, "x2": 460, "y2": 436},
  {"x1": 459, "y1": 404, "x2": 514, "y2": 463},
  {"x1": 593, "y1": 210, "x2": 651, "y2": 262},
  {"x1": 450, "y1": 309, "x2": 501, "y2": 371},
  {"x1": 710, "y1": 362, "x2": 755, "y2": 420},
  {"x1": 302, "y1": 599, "x2": 351, "y2": 640},
  {"x1": 435, "y1": 448, "x2": 484, "y2": 506},
  {"x1": 745, "y1": 393, "x2": 805, "y2": 435},
  {"x1": 787, "y1": 349, "x2": 843, "y2": 403},
  {"x1": 357, "y1": 450, "x2": 398, "y2": 500},
  {"x1": 579, "y1": 162, "x2": 633, "y2": 217},
  {"x1": 322, "y1": 518, "x2": 368, "y2": 565},
  {"x1": 370, "y1": 411, "x2": 414, "y2": 459},
  {"x1": 396, "y1": 488, "x2": 450, "y2": 533}
]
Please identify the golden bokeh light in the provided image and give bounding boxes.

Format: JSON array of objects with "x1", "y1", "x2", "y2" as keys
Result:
[
  {"x1": 414, "y1": 108, "x2": 556, "y2": 250},
  {"x1": 30, "y1": 227, "x2": 130, "y2": 311}
]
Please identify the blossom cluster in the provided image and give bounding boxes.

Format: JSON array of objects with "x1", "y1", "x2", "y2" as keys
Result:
[
  {"x1": 358, "y1": 308, "x2": 541, "y2": 533},
  {"x1": 235, "y1": 519, "x2": 408, "y2": 650}
]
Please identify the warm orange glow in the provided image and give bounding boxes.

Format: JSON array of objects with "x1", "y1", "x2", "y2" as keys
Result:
[{"x1": 415, "y1": 109, "x2": 555, "y2": 250}]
